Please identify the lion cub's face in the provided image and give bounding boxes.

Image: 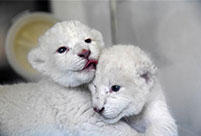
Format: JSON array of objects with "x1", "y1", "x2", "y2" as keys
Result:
[
  {"x1": 28, "y1": 21, "x2": 104, "y2": 87},
  {"x1": 89, "y1": 45, "x2": 157, "y2": 124}
]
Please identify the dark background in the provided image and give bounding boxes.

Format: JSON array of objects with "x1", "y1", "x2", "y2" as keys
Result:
[{"x1": 0, "y1": 0, "x2": 50, "y2": 84}]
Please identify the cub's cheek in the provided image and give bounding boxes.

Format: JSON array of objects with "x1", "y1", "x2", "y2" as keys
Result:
[
  {"x1": 88, "y1": 47, "x2": 100, "y2": 59},
  {"x1": 102, "y1": 106, "x2": 121, "y2": 117}
]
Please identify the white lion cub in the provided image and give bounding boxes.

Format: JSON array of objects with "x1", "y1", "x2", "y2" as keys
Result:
[
  {"x1": 0, "y1": 22, "x2": 138, "y2": 136},
  {"x1": 90, "y1": 45, "x2": 178, "y2": 136}
]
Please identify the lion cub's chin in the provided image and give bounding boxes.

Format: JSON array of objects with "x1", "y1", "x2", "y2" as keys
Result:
[
  {"x1": 100, "y1": 115, "x2": 123, "y2": 124},
  {"x1": 100, "y1": 111, "x2": 128, "y2": 124}
]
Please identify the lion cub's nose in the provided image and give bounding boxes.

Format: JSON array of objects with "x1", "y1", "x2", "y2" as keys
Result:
[
  {"x1": 93, "y1": 107, "x2": 105, "y2": 114},
  {"x1": 78, "y1": 49, "x2": 91, "y2": 59}
]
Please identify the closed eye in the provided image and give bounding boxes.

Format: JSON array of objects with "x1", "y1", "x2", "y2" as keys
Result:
[
  {"x1": 89, "y1": 83, "x2": 97, "y2": 93},
  {"x1": 93, "y1": 84, "x2": 97, "y2": 89}
]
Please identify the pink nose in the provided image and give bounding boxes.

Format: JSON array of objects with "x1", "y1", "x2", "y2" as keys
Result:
[
  {"x1": 93, "y1": 107, "x2": 105, "y2": 114},
  {"x1": 78, "y1": 49, "x2": 91, "y2": 59}
]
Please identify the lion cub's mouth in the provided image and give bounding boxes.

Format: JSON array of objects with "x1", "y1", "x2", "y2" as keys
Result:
[{"x1": 82, "y1": 59, "x2": 98, "y2": 70}]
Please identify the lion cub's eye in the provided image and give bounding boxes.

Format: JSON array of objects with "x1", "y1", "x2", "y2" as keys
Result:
[
  {"x1": 85, "y1": 38, "x2": 92, "y2": 43},
  {"x1": 57, "y1": 46, "x2": 69, "y2": 54},
  {"x1": 111, "y1": 85, "x2": 121, "y2": 92}
]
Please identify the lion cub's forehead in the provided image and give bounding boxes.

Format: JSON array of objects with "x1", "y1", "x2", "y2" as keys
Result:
[
  {"x1": 38, "y1": 21, "x2": 91, "y2": 48},
  {"x1": 59, "y1": 21, "x2": 91, "y2": 38},
  {"x1": 96, "y1": 45, "x2": 151, "y2": 82},
  {"x1": 99, "y1": 45, "x2": 151, "y2": 70}
]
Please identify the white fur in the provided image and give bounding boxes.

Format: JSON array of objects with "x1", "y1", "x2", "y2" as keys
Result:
[
  {"x1": 28, "y1": 21, "x2": 103, "y2": 87},
  {"x1": 89, "y1": 45, "x2": 178, "y2": 136},
  {"x1": 0, "y1": 21, "x2": 138, "y2": 136}
]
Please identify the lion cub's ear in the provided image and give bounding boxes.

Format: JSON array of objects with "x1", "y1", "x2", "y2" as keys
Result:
[
  {"x1": 138, "y1": 62, "x2": 157, "y2": 83},
  {"x1": 28, "y1": 47, "x2": 47, "y2": 73},
  {"x1": 91, "y1": 29, "x2": 104, "y2": 47}
]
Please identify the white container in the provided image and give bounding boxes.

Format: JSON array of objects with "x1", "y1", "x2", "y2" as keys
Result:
[{"x1": 5, "y1": 12, "x2": 59, "y2": 81}]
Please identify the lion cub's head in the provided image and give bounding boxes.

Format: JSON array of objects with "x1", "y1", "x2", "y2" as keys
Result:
[
  {"x1": 89, "y1": 45, "x2": 157, "y2": 123},
  {"x1": 28, "y1": 21, "x2": 104, "y2": 87}
]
